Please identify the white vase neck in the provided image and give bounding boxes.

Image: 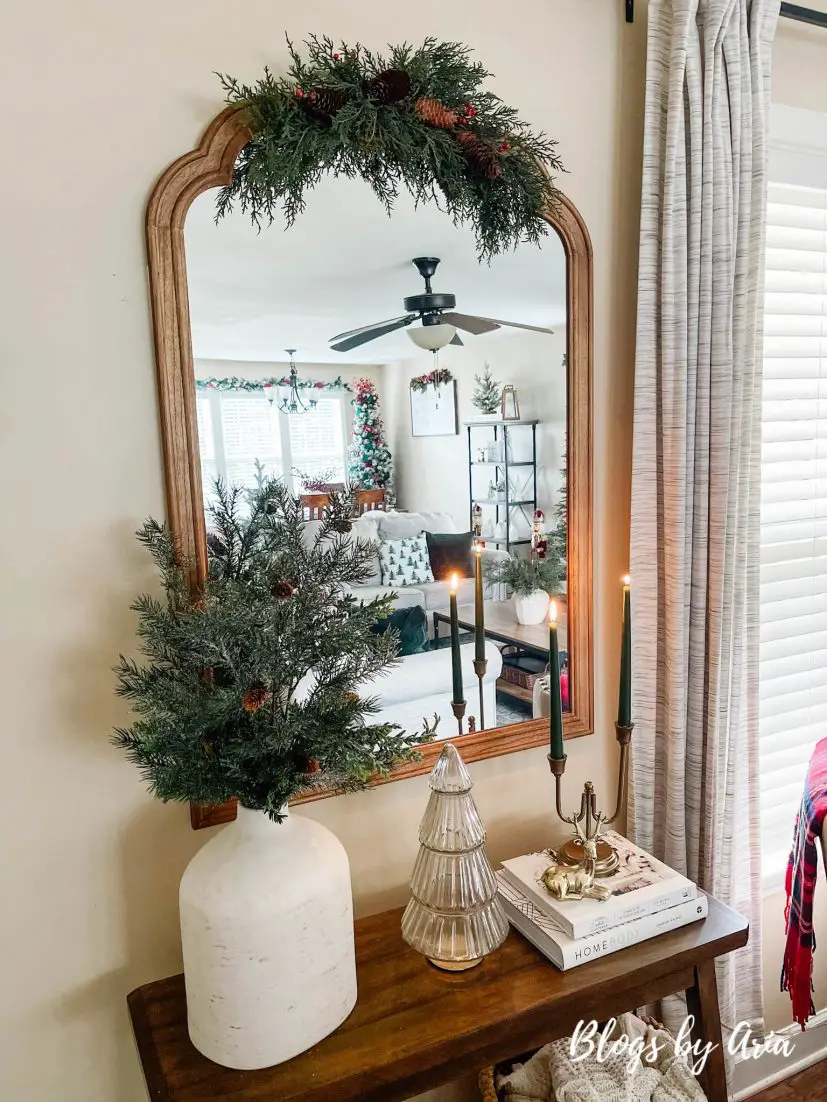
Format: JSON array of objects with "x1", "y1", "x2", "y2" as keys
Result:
[{"x1": 236, "y1": 804, "x2": 288, "y2": 835}]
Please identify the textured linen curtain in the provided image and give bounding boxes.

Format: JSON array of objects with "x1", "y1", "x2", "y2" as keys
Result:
[{"x1": 629, "y1": 0, "x2": 779, "y2": 1041}]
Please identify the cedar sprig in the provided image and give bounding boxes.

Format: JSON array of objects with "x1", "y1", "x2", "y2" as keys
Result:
[{"x1": 216, "y1": 35, "x2": 563, "y2": 262}]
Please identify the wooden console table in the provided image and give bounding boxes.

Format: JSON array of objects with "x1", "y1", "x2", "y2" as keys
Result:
[{"x1": 128, "y1": 896, "x2": 747, "y2": 1102}]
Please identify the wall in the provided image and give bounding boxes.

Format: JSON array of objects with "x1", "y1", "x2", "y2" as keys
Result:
[
  {"x1": 382, "y1": 331, "x2": 567, "y2": 532},
  {"x1": 0, "y1": 3, "x2": 642, "y2": 1101}
]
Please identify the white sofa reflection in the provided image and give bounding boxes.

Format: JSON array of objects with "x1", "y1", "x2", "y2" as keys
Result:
[
  {"x1": 301, "y1": 509, "x2": 509, "y2": 614},
  {"x1": 369, "y1": 639, "x2": 502, "y2": 738},
  {"x1": 293, "y1": 640, "x2": 502, "y2": 742}
]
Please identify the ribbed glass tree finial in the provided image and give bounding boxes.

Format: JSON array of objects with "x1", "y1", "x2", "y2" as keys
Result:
[
  {"x1": 402, "y1": 742, "x2": 508, "y2": 971},
  {"x1": 430, "y1": 743, "x2": 473, "y2": 793}
]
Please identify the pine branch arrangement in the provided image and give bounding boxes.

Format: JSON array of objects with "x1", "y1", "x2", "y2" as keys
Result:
[
  {"x1": 113, "y1": 479, "x2": 436, "y2": 820},
  {"x1": 483, "y1": 554, "x2": 564, "y2": 598},
  {"x1": 217, "y1": 35, "x2": 563, "y2": 263},
  {"x1": 472, "y1": 363, "x2": 501, "y2": 415}
]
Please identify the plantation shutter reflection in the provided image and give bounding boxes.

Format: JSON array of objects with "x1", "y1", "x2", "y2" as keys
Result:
[
  {"x1": 760, "y1": 183, "x2": 827, "y2": 883},
  {"x1": 288, "y1": 398, "x2": 345, "y2": 484},
  {"x1": 218, "y1": 395, "x2": 283, "y2": 491},
  {"x1": 196, "y1": 395, "x2": 219, "y2": 506}
]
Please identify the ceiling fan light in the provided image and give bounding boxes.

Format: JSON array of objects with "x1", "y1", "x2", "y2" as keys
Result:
[{"x1": 407, "y1": 323, "x2": 457, "y2": 352}]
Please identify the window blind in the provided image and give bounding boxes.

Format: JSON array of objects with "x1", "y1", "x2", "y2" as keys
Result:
[
  {"x1": 196, "y1": 395, "x2": 219, "y2": 505},
  {"x1": 288, "y1": 398, "x2": 345, "y2": 484},
  {"x1": 760, "y1": 182, "x2": 827, "y2": 884},
  {"x1": 218, "y1": 395, "x2": 283, "y2": 492}
]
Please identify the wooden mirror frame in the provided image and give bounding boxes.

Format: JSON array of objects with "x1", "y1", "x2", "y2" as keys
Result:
[{"x1": 146, "y1": 107, "x2": 594, "y2": 829}]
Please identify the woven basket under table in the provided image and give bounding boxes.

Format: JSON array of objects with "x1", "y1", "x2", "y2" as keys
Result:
[{"x1": 477, "y1": 1018, "x2": 669, "y2": 1101}]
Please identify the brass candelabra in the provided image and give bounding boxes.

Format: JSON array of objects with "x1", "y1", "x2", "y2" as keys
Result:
[{"x1": 548, "y1": 721, "x2": 633, "y2": 877}]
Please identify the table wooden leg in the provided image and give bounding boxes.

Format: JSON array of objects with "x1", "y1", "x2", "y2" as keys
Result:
[{"x1": 685, "y1": 959, "x2": 728, "y2": 1102}]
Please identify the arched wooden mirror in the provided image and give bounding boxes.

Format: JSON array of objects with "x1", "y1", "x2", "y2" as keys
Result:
[{"x1": 147, "y1": 107, "x2": 593, "y2": 829}]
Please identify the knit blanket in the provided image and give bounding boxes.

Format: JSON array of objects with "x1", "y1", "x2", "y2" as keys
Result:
[
  {"x1": 782, "y1": 736, "x2": 827, "y2": 1029},
  {"x1": 495, "y1": 1014, "x2": 706, "y2": 1102}
]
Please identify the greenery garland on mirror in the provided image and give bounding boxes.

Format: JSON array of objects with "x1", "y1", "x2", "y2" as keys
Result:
[{"x1": 217, "y1": 35, "x2": 563, "y2": 262}]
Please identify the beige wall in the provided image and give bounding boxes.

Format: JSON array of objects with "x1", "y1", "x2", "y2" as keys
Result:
[
  {"x1": 763, "y1": 15, "x2": 827, "y2": 1037},
  {"x1": 0, "y1": 3, "x2": 641, "y2": 1101},
  {"x1": 383, "y1": 331, "x2": 567, "y2": 528}
]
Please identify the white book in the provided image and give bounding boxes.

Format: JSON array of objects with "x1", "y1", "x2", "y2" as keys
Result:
[
  {"x1": 496, "y1": 871, "x2": 709, "y2": 971},
  {"x1": 500, "y1": 830, "x2": 696, "y2": 940}
]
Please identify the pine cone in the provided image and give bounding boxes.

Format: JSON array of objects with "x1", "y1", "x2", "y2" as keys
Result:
[
  {"x1": 241, "y1": 684, "x2": 269, "y2": 713},
  {"x1": 300, "y1": 85, "x2": 348, "y2": 125},
  {"x1": 414, "y1": 98, "x2": 458, "y2": 130},
  {"x1": 365, "y1": 68, "x2": 411, "y2": 105},
  {"x1": 454, "y1": 130, "x2": 502, "y2": 180},
  {"x1": 206, "y1": 532, "x2": 228, "y2": 559},
  {"x1": 272, "y1": 580, "x2": 295, "y2": 599}
]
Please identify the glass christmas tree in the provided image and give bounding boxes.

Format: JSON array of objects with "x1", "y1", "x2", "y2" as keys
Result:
[
  {"x1": 402, "y1": 743, "x2": 509, "y2": 971},
  {"x1": 348, "y1": 377, "x2": 392, "y2": 489}
]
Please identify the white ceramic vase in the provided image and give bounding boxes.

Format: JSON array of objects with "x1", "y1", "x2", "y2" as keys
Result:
[
  {"x1": 513, "y1": 589, "x2": 550, "y2": 626},
  {"x1": 179, "y1": 804, "x2": 357, "y2": 1070}
]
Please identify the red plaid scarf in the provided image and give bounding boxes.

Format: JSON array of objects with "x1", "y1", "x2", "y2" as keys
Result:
[{"x1": 782, "y1": 737, "x2": 827, "y2": 1029}]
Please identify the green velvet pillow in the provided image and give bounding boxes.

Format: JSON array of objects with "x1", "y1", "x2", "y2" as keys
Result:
[
  {"x1": 426, "y1": 531, "x2": 474, "y2": 580},
  {"x1": 372, "y1": 605, "x2": 429, "y2": 656}
]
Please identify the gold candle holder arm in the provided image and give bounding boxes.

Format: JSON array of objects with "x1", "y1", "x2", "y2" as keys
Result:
[
  {"x1": 547, "y1": 754, "x2": 581, "y2": 827},
  {"x1": 603, "y1": 722, "x2": 634, "y2": 827},
  {"x1": 450, "y1": 700, "x2": 467, "y2": 738},
  {"x1": 473, "y1": 657, "x2": 488, "y2": 731}
]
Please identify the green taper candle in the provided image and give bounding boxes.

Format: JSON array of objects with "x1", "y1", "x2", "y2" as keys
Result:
[
  {"x1": 548, "y1": 601, "x2": 564, "y2": 759},
  {"x1": 449, "y1": 574, "x2": 464, "y2": 706},
  {"x1": 618, "y1": 576, "x2": 632, "y2": 727},
  {"x1": 474, "y1": 543, "x2": 485, "y2": 662}
]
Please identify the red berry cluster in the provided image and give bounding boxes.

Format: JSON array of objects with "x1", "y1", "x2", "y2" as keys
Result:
[
  {"x1": 498, "y1": 140, "x2": 512, "y2": 153},
  {"x1": 462, "y1": 101, "x2": 478, "y2": 121}
]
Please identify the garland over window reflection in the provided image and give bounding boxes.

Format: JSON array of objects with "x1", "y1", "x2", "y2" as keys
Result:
[{"x1": 195, "y1": 376, "x2": 352, "y2": 394}]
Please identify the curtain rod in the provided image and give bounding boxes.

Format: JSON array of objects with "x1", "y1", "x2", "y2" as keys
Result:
[
  {"x1": 625, "y1": 2, "x2": 827, "y2": 27},
  {"x1": 780, "y1": 3, "x2": 827, "y2": 27}
]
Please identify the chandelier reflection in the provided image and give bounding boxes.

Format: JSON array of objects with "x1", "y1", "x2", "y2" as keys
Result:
[{"x1": 278, "y1": 349, "x2": 317, "y2": 415}]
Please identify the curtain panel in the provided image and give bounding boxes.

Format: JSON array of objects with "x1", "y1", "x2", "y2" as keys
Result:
[{"x1": 630, "y1": 0, "x2": 780, "y2": 1042}]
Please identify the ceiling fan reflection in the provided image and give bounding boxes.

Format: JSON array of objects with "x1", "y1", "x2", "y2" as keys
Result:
[{"x1": 329, "y1": 257, "x2": 554, "y2": 354}]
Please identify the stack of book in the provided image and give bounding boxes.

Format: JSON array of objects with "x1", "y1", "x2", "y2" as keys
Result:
[{"x1": 497, "y1": 830, "x2": 707, "y2": 971}]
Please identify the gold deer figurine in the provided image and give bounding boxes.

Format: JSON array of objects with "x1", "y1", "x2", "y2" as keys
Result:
[{"x1": 540, "y1": 821, "x2": 613, "y2": 903}]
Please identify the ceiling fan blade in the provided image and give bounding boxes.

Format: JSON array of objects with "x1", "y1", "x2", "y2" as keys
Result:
[
  {"x1": 330, "y1": 314, "x2": 418, "y2": 353},
  {"x1": 449, "y1": 333, "x2": 464, "y2": 347},
  {"x1": 472, "y1": 315, "x2": 556, "y2": 335},
  {"x1": 440, "y1": 312, "x2": 500, "y2": 336},
  {"x1": 329, "y1": 315, "x2": 414, "y2": 344}
]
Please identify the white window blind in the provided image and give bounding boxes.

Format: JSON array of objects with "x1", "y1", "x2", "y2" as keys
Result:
[
  {"x1": 219, "y1": 395, "x2": 283, "y2": 491},
  {"x1": 760, "y1": 182, "x2": 827, "y2": 885},
  {"x1": 194, "y1": 388, "x2": 348, "y2": 503},
  {"x1": 288, "y1": 398, "x2": 346, "y2": 484},
  {"x1": 196, "y1": 395, "x2": 218, "y2": 505}
]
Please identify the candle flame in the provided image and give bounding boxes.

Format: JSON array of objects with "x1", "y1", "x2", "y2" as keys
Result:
[
  {"x1": 623, "y1": 575, "x2": 631, "y2": 587},
  {"x1": 450, "y1": 573, "x2": 459, "y2": 593},
  {"x1": 549, "y1": 600, "x2": 557, "y2": 625},
  {"x1": 472, "y1": 541, "x2": 482, "y2": 555}
]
